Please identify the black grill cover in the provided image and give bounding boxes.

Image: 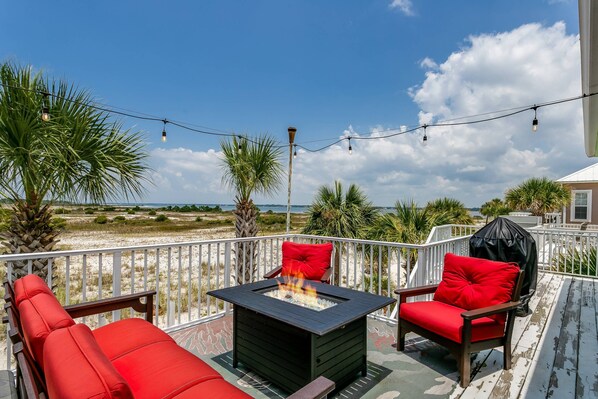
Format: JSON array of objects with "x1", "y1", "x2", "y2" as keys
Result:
[{"x1": 469, "y1": 217, "x2": 537, "y2": 315}]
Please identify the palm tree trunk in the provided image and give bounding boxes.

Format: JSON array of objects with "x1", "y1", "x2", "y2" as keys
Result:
[
  {"x1": 233, "y1": 199, "x2": 259, "y2": 285},
  {"x1": 1, "y1": 199, "x2": 59, "y2": 282}
]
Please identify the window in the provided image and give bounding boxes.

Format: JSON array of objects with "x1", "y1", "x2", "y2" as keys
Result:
[{"x1": 571, "y1": 190, "x2": 592, "y2": 222}]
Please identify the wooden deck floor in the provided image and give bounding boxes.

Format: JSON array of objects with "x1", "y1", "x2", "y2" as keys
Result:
[{"x1": 451, "y1": 272, "x2": 598, "y2": 399}]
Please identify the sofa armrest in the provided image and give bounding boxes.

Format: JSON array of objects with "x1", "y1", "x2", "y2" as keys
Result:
[
  {"x1": 461, "y1": 301, "x2": 521, "y2": 320},
  {"x1": 264, "y1": 266, "x2": 282, "y2": 279},
  {"x1": 320, "y1": 268, "x2": 332, "y2": 283},
  {"x1": 287, "y1": 376, "x2": 335, "y2": 399},
  {"x1": 64, "y1": 290, "x2": 155, "y2": 323},
  {"x1": 394, "y1": 284, "x2": 439, "y2": 302}
]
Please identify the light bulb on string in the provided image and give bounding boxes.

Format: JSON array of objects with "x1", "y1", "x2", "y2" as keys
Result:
[
  {"x1": 532, "y1": 106, "x2": 539, "y2": 132},
  {"x1": 237, "y1": 136, "x2": 243, "y2": 152},
  {"x1": 161, "y1": 119, "x2": 167, "y2": 142},
  {"x1": 422, "y1": 124, "x2": 428, "y2": 146},
  {"x1": 41, "y1": 93, "x2": 50, "y2": 121},
  {"x1": 348, "y1": 137, "x2": 352, "y2": 155},
  {"x1": 293, "y1": 145, "x2": 297, "y2": 159}
]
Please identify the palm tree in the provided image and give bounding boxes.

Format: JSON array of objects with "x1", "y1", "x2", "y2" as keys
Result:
[
  {"x1": 505, "y1": 177, "x2": 570, "y2": 216},
  {"x1": 221, "y1": 135, "x2": 283, "y2": 284},
  {"x1": 368, "y1": 199, "x2": 451, "y2": 245},
  {"x1": 425, "y1": 197, "x2": 474, "y2": 225},
  {"x1": 302, "y1": 181, "x2": 377, "y2": 239},
  {"x1": 480, "y1": 198, "x2": 511, "y2": 223},
  {"x1": 0, "y1": 63, "x2": 148, "y2": 280}
]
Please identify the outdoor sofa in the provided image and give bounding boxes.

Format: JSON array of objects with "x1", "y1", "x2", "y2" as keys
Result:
[{"x1": 4, "y1": 274, "x2": 334, "y2": 399}]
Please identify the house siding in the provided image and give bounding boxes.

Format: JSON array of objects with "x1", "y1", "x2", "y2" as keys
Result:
[{"x1": 562, "y1": 182, "x2": 598, "y2": 224}]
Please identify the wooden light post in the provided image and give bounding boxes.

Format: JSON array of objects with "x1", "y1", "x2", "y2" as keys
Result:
[{"x1": 286, "y1": 127, "x2": 297, "y2": 233}]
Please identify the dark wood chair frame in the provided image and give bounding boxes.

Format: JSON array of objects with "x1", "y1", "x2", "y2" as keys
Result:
[
  {"x1": 2, "y1": 280, "x2": 335, "y2": 399},
  {"x1": 394, "y1": 270, "x2": 524, "y2": 388}
]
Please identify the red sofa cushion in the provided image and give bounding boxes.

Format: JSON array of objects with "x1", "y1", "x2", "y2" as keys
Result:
[
  {"x1": 18, "y1": 292, "x2": 75, "y2": 368},
  {"x1": 434, "y1": 253, "x2": 519, "y2": 321},
  {"x1": 44, "y1": 324, "x2": 134, "y2": 399},
  {"x1": 14, "y1": 274, "x2": 54, "y2": 307},
  {"x1": 111, "y1": 340, "x2": 227, "y2": 398},
  {"x1": 400, "y1": 301, "x2": 505, "y2": 343},
  {"x1": 93, "y1": 318, "x2": 174, "y2": 361},
  {"x1": 281, "y1": 241, "x2": 333, "y2": 281}
]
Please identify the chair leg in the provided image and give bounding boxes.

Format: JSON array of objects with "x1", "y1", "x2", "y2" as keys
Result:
[
  {"x1": 396, "y1": 322, "x2": 405, "y2": 351},
  {"x1": 459, "y1": 350, "x2": 471, "y2": 388},
  {"x1": 503, "y1": 342, "x2": 512, "y2": 370}
]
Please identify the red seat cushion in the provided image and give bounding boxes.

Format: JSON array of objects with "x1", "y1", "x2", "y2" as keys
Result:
[
  {"x1": 93, "y1": 318, "x2": 174, "y2": 361},
  {"x1": 18, "y1": 292, "x2": 75, "y2": 368},
  {"x1": 400, "y1": 301, "x2": 505, "y2": 343},
  {"x1": 43, "y1": 324, "x2": 134, "y2": 399},
  {"x1": 281, "y1": 242, "x2": 333, "y2": 281},
  {"x1": 434, "y1": 253, "x2": 520, "y2": 321},
  {"x1": 110, "y1": 340, "x2": 225, "y2": 398},
  {"x1": 14, "y1": 274, "x2": 54, "y2": 307}
]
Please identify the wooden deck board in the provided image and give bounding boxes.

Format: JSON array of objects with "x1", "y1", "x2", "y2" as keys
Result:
[
  {"x1": 575, "y1": 278, "x2": 598, "y2": 398},
  {"x1": 546, "y1": 277, "x2": 581, "y2": 398},
  {"x1": 487, "y1": 273, "x2": 564, "y2": 399},
  {"x1": 520, "y1": 275, "x2": 572, "y2": 398}
]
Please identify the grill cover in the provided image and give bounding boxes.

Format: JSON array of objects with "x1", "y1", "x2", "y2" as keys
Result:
[{"x1": 468, "y1": 217, "x2": 537, "y2": 315}]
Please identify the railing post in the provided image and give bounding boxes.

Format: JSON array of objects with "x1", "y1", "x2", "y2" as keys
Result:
[
  {"x1": 112, "y1": 252, "x2": 122, "y2": 321},
  {"x1": 224, "y1": 242, "x2": 231, "y2": 312},
  {"x1": 417, "y1": 247, "x2": 428, "y2": 286}
]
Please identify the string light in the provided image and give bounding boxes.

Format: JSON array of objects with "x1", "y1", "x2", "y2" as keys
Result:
[
  {"x1": 2, "y1": 81, "x2": 597, "y2": 153},
  {"x1": 422, "y1": 124, "x2": 428, "y2": 146},
  {"x1": 161, "y1": 119, "x2": 167, "y2": 142},
  {"x1": 41, "y1": 92, "x2": 50, "y2": 121},
  {"x1": 293, "y1": 144, "x2": 297, "y2": 159},
  {"x1": 348, "y1": 137, "x2": 353, "y2": 155},
  {"x1": 237, "y1": 136, "x2": 243, "y2": 151}
]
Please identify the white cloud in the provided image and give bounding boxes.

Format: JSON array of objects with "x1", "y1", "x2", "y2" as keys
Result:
[
  {"x1": 420, "y1": 57, "x2": 438, "y2": 70},
  {"x1": 389, "y1": 0, "x2": 414, "y2": 16},
  {"x1": 143, "y1": 22, "x2": 592, "y2": 209}
]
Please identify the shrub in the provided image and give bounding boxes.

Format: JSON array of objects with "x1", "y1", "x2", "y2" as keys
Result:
[
  {"x1": 195, "y1": 216, "x2": 202, "y2": 222},
  {"x1": 50, "y1": 217, "x2": 67, "y2": 230},
  {"x1": 103, "y1": 206, "x2": 116, "y2": 212},
  {"x1": 133, "y1": 205, "x2": 141, "y2": 211},
  {"x1": 54, "y1": 207, "x2": 71, "y2": 214},
  {"x1": 113, "y1": 216, "x2": 126, "y2": 222},
  {"x1": 127, "y1": 210, "x2": 135, "y2": 215},
  {"x1": 155, "y1": 214, "x2": 168, "y2": 222},
  {"x1": 148, "y1": 210, "x2": 157, "y2": 216},
  {"x1": 94, "y1": 215, "x2": 108, "y2": 224},
  {"x1": 84, "y1": 209, "x2": 94, "y2": 215}
]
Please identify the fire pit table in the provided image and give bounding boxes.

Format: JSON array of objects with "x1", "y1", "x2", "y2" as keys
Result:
[{"x1": 208, "y1": 278, "x2": 395, "y2": 393}]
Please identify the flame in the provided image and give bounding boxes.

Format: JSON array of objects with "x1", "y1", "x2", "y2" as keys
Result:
[{"x1": 278, "y1": 274, "x2": 319, "y2": 309}]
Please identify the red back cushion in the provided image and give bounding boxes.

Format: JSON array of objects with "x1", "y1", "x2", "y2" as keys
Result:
[
  {"x1": 44, "y1": 324, "x2": 134, "y2": 399},
  {"x1": 281, "y1": 242, "x2": 333, "y2": 281},
  {"x1": 14, "y1": 274, "x2": 54, "y2": 307},
  {"x1": 18, "y1": 292, "x2": 75, "y2": 368},
  {"x1": 434, "y1": 253, "x2": 520, "y2": 315}
]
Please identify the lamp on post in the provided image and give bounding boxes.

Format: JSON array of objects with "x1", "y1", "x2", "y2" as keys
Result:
[{"x1": 286, "y1": 127, "x2": 297, "y2": 234}]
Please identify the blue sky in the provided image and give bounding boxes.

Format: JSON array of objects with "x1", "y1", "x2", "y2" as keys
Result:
[{"x1": 0, "y1": 0, "x2": 587, "y2": 207}]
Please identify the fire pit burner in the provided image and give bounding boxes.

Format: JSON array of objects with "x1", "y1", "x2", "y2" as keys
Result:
[{"x1": 258, "y1": 283, "x2": 343, "y2": 311}]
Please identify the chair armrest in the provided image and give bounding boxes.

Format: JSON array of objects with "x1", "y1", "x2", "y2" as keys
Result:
[
  {"x1": 394, "y1": 284, "x2": 439, "y2": 302},
  {"x1": 320, "y1": 268, "x2": 332, "y2": 283},
  {"x1": 64, "y1": 290, "x2": 155, "y2": 323},
  {"x1": 287, "y1": 376, "x2": 335, "y2": 399},
  {"x1": 461, "y1": 301, "x2": 521, "y2": 320},
  {"x1": 264, "y1": 266, "x2": 282, "y2": 279}
]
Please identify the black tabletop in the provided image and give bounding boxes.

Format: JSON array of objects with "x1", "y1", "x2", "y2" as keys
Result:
[{"x1": 208, "y1": 278, "x2": 396, "y2": 335}]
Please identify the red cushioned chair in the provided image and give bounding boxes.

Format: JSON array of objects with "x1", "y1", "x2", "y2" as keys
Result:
[
  {"x1": 395, "y1": 253, "x2": 524, "y2": 387},
  {"x1": 264, "y1": 241, "x2": 334, "y2": 283}
]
